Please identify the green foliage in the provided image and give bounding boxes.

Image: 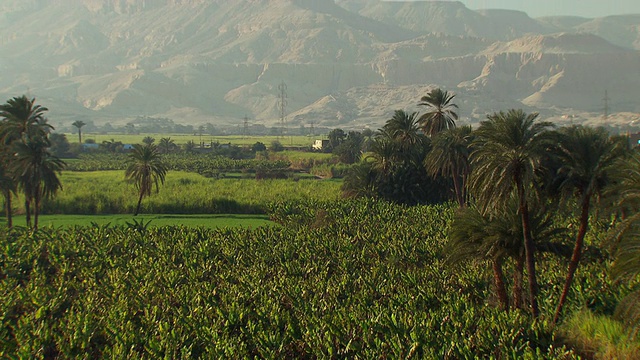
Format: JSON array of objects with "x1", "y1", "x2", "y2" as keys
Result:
[
  {"x1": 559, "y1": 309, "x2": 640, "y2": 359},
  {"x1": 0, "y1": 201, "x2": 602, "y2": 358},
  {"x1": 41, "y1": 171, "x2": 341, "y2": 215}
]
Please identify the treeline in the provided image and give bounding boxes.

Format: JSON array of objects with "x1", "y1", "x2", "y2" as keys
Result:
[{"x1": 336, "y1": 88, "x2": 639, "y2": 330}]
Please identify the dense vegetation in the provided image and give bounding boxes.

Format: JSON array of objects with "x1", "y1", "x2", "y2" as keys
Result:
[
  {"x1": 4, "y1": 200, "x2": 636, "y2": 358},
  {"x1": 2, "y1": 92, "x2": 640, "y2": 358},
  {"x1": 41, "y1": 171, "x2": 341, "y2": 215}
]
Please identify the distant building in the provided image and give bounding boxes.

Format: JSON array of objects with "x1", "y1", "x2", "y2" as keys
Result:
[
  {"x1": 312, "y1": 139, "x2": 329, "y2": 151},
  {"x1": 122, "y1": 144, "x2": 134, "y2": 151},
  {"x1": 82, "y1": 143, "x2": 99, "y2": 151}
]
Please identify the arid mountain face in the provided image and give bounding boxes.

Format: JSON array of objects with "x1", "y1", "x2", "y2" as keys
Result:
[{"x1": 0, "y1": 0, "x2": 639, "y2": 130}]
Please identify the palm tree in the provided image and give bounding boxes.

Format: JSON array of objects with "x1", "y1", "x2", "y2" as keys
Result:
[
  {"x1": 0, "y1": 95, "x2": 52, "y2": 145},
  {"x1": 469, "y1": 109, "x2": 554, "y2": 318},
  {"x1": 418, "y1": 88, "x2": 458, "y2": 137},
  {"x1": 552, "y1": 126, "x2": 629, "y2": 323},
  {"x1": 125, "y1": 143, "x2": 168, "y2": 216},
  {"x1": 425, "y1": 126, "x2": 473, "y2": 207},
  {"x1": 0, "y1": 149, "x2": 16, "y2": 228},
  {"x1": 447, "y1": 197, "x2": 563, "y2": 312},
  {"x1": 447, "y1": 205, "x2": 512, "y2": 311},
  {"x1": 605, "y1": 152, "x2": 640, "y2": 334},
  {"x1": 342, "y1": 162, "x2": 378, "y2": 199},
  {"x1": 71, "y1": 120, "x2": 86, "y2": 144},
  {"x1": 0, "y1": 96, "x2": 57, "y2": 229},
  {"x1": 142, "y1": 136, "x2": 155, "y2": 145},
  {"x1": 11, "y1": 137, "x2": 65, "y2": 229},
  {"x1": 382, "y1": 110, "x2": 426, "y2": 151},
  {"x1": 158, "y1": 137, "x2": 176, "y2": 154}
]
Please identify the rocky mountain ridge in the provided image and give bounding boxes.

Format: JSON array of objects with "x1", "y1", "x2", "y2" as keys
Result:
[{"x1": 0, "y1": 0, "x2": 638, "y2": 130}]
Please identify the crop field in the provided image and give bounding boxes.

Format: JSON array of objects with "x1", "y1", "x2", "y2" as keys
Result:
[
  {"x1": 72, "y1": 133, "x2": 319, "y2": 147},
  {"x1": 5, "y1": 214, "x2": 273, "y2": 229},
  {"x1": 1, "y1": 200, "x2": 636, "y2": 358},
  {"x1": 38, "y1": 171, "x2": 341, "y2": 216}
]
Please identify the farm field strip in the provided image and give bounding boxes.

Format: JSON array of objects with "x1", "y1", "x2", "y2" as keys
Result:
[
  {"x1": 37, "y1": 170, "x2": 342, "y2": 215},
  {"x1": 4, "y1": 214, "x2": 274, "y2": 229}
]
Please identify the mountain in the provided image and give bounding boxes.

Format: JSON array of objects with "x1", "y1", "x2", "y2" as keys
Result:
[{"x1": 0, "y1": 0, "x2": 639, "y2": 131}]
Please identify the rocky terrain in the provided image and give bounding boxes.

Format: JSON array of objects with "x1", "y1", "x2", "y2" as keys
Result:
[{"x1": 0, "y1": 0, "x2": 638, "y2": 131}]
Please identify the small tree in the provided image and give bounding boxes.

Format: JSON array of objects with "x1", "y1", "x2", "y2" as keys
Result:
[
  {"x1": 71, "y1": 120, "x2": 86, "y2": 143},
  {"x1": 142, "y1": 136, "x2": 155, "y2": 145},
  {"x1": 269, "y1": 140, "x2": 284, "y2": 152},
  {"x1": 252, "y1": 142, "x2": 267, "y2": 152},
  {"x1": 125, "y1": 144, "x2": 168, "y2": 216}
]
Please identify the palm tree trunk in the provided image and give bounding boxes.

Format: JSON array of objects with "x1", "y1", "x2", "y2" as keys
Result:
[
  {"x1": 3, "y1": 190, "x2": 12, "y2": 228},
  {"x1": 25, "y1": 198, "x2": 31, "y2": 229},
  {"x1": 554, "y1": 194, "x2": 591, "y2": 324},
  {"x1": 512, "y1": 253, "x2": 524, "y2": 310},
  {"x1": 78, "y1": 129, "x2": 82, "y2": 144},
  {"x1": 492, "y1": 258, "x2": 509, "y2": 311},
  {"x1": 519, "y1": 183, "x2": 539, "y2": 318},
  {"x1": 452, "y1": 169, "x2": 464, "y2": 208},
  {"x1": 33, "y1": 190, "x2": 40, "y2": 231},
  {"x1": 134, "y1": 191, "x2": 144, "y2": 216}
]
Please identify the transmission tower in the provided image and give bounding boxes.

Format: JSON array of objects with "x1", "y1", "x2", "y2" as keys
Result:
[
  {"x1": 603, "y1": 90, "x2": 610, "y2": 121},
  {"x1": 277, "y1": 81, "x2": 288, "y2": 138},
  {"x1": 243, "y1": 115, "x2": 249, "y2": 139},
  {"x1": 308, "y1": 120, "x2": 315, "y2": 137}
]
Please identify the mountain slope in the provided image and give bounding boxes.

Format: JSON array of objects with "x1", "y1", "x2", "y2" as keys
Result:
[{"x1": 0, "y1": 0, "x2": 638, "y2": 130}]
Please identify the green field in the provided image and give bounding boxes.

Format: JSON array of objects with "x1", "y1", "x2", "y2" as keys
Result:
[
  {"x1": 73, "y1": 133, "x2": 320, "y2": 147},
  {"x1": 2, "y1": 200, "x2": 637, "y2": 358},
  {"x1": 6, "y1": 214, "x2": 274, "y2": 229},
  {"x1": 38, "y1": 170, "x2": 341, "y2": 215}
]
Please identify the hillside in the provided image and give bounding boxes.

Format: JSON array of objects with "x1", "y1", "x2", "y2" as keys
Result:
[{"x1": 0, "y1": 0, "x2": 638, "y2": 130}]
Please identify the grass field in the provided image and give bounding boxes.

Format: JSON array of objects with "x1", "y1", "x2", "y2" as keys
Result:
[
  {"x1": 5, "y1": 214, "x2": 274, "y2": 229},
  {"x1": 36, "y1": 170, "x2": 342, "y2": 215},
  {"x1": 73, "y1": 133, "x2": 320, "y2": 147}
]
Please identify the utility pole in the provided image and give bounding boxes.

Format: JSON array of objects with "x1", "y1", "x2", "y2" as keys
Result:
[{"x1": 277, "y1": 81, "x2": 287, "y2": 139}]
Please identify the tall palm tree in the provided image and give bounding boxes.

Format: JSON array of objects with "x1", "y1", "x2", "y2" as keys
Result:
[
  {"x1": 71, "y1": 120, "x2": 86, "y2": 144},
  {"x1": 448, "y1": 198, "x2": 564, "y2": 312},
  {"x1": 125, "y1": 143, "x2": 168, "y2": 216},
  {"x1": 11, "y1": 137, "x2": 65, "y2": 230},
  {"x1": 0, "y1": 96, "x2": 56, "y2": 229},
  {"x1": 0, "y1": 149, "x2": 16, "y2": 228},
  {"x1": 425, "y1": 126, "x2": 473, "y2": 207},
  {"x1": 447, "y1": 205, "x2": 512, "y2": 311},
  {"x1": 552, "y1": 126, "x2": 630, "y2": 323},
  {"x1": 382, "y1": 110, "x2": 425, "y2": 151},
  {"x1": 610, "y1": 221, "x2": 640, "y2": 335},
  {"x1": 604, "y1": 152, "x2": 640, "y2": 334},
  {"x1": 469, "y1": 109, "x2": 554, "y2": 318},
  {"x1": 418, "y1": 88, "x2": 458, "y2": 137},
  {"x1": 0, "y1": 95, "x2": 52, "y2": 145}
]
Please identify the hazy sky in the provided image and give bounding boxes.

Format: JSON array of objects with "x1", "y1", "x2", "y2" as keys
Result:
[{"x1": 445, "y1": 0, "x2": 640, "y2": 18}]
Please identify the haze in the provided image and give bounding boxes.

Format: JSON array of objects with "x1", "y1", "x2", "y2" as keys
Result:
[{"x1": 0, "y1": 0, "x2": 639, "y2": 132}]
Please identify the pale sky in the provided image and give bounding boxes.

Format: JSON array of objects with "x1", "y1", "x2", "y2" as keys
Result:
[{"x1": 439, "y1": 0, "x2": 640, "y2": 18}]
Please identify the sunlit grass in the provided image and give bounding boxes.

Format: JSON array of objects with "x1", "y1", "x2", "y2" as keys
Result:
[
  {"x1": 38, "y1": 170, "x2": 342, "y2": 215},
  {"x1": 559, "y1": 309, "x2": 640, "y2": 359}
]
